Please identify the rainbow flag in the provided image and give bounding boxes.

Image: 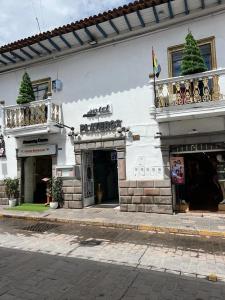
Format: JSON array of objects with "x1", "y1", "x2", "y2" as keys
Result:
[{"x1": 152, "y1": 48, "x2": 161, "y2": 78}]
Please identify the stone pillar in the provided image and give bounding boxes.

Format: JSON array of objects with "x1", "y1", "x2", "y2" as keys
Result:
[{"x1": 62, "y1": 148, "x2": 83, "y2": 209}]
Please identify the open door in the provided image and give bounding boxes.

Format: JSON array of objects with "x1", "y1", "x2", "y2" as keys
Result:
[{"x1": 82, "y1": 151, "x2": 95, "y2": 207}]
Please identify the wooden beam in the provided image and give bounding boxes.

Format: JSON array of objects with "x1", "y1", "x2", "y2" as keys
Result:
[
  {"x1": 38, "y1": 42, "x2": 52, "y2": 54},
  {"x1": 84, "y1": 27, "x2": 95, "y2": 41},
  {"x1": 168, "y1": 0, "x2": 174, "y2": 18},
  {"x1": 136, "y1": 10, "x2": 145, "y2": 27},
  {"x1": 59, "y1": 35, "x2": 71, "y2": 48},
  {"x1": 72, "y1": 31, "x2": 84, "y2": 45},
  {"x1": 10, "y1": 51, "x2": 25, "y2": 62},
  {"x1": 0, "y1": 59, "x2": 7, "y2": 65},
  {"x1": 124, "y1": 14, "x2": 132, "y2": 31},
  {"x1": 201, "y1": 0, "x2": 205, "y2": 9},
  {"x1": 48, "y1": 38, "x2": 61, "y2": 51},
  {"x1": 109, "y1": 19, "x2": 119, "y2": 34},
  {"x1": 96, "y1": 23, "x2": 108, "y2": 38},
  {"x1": 28, "y1": 45, "x2": 41, "y2": 56},
  {"x1": 153, "y1": 6, "x2": 160, "y2": 23},
  {"x1": 184, "y1": 0, "x2": 190, "y2": 15},
  {"x1": 1, "y1": 53, "x2": 16, "y2": 64},
  {"x1": 20, "y1": 48, "x2": 33, "y2": 59}
]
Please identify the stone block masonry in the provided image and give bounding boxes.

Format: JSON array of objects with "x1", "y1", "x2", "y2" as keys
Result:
[
  {"x1": 119, "y1": 180, "x2": 173, "y2": 214},
  {"x1": 0, "y1": 180, "x2": 8, "y2": 205},
  {"x1": 62, "y1": 179, "x2": 83, "y2": 209}
]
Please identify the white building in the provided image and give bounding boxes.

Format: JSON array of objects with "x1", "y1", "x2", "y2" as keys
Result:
[{"x1": 0, "y1": 0, "x2": 225, "y2": 213}]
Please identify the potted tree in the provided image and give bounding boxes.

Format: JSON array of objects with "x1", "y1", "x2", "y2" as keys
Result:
[
  {"x1": 4, "y1": 178, "x2": 19, "y2": 207},
  {"x1": 50, "y1": 177, "x2": 63, "y2": 209}
]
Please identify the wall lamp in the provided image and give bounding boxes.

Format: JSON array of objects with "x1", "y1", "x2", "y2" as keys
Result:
[
  {"x1": 54, "y1": 122, "x2": 76, "y2": 137},
  {"x1": 88, "y1": 40, "x2": 97, "y2": 46},
  {"x1": 117, "y1": 126, "x2": 131, "y2": 137}
]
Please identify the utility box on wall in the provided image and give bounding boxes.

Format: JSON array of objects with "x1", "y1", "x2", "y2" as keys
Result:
[{"x1": 55, "y1": 165, "x2": 75, "y2": 177}]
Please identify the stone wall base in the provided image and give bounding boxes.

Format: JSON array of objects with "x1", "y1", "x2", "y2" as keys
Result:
[
  {"x1": 119, "y1": 180, "x2": 173, "y2": 214},
  {"x1": 0, "y1": 180, "x2": 8, "y2": 205},
  {"x1": 62, "y1": 179, "x2": 83, "y2": 209}
]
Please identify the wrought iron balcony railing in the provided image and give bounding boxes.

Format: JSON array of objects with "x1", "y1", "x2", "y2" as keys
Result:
[{"x1": 155, "y1": 68, "x2": 225, "y2": 108}]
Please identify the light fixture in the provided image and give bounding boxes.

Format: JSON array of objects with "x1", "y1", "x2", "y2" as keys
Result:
[{"x1": 88, "y1": 40, "x2": 97, "y2": 46}]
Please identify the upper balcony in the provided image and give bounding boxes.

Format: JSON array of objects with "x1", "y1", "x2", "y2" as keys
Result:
[
  {"x1": 3, "y1": 98, "x2": 62, "y2": 137},
  {"x1": 154, "y1": 68, "x2": 225, "y2": 123}
]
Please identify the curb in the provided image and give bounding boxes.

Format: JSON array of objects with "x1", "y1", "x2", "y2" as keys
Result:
[{"x1": 0, "y1": 213, "x2": 225, "y2": 238}]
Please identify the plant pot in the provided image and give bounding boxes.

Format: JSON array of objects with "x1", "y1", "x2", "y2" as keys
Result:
[
  {"x1": 8, "y1": 199, "x2": 17, "y2": 207},
  {"x1": 50, "y1": 202, "x2": 58, "y2": 209}
]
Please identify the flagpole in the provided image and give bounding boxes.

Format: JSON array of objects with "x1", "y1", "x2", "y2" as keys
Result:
[{"x1": 152, "y1": 47, "x2": 157, "y2": 108}]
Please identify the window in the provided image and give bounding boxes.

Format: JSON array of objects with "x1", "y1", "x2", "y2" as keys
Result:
[
  {"x1": 32, "y1": 78, "x2": 51, "y2": 101},
  {"x1": 168, "y1": 37, "x2": 217, "y2": 77}
]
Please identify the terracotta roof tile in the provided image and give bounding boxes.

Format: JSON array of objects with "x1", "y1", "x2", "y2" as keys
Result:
[{"x1": 0, "y1": 0, "x2": 170, "y2": 54}]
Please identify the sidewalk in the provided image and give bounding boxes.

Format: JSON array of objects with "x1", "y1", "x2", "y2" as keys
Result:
[{"x1": 0, "y1": 205, "x2": 225, "y2": 237}]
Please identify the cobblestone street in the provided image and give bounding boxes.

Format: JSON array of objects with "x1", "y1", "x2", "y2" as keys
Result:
[{"x1": 0, "y1": 217, "x2": 225, "y2": 299}]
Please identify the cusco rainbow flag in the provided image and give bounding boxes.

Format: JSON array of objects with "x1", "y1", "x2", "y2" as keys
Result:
[{"x1": 152, "y1": 48, "x2": 161, "y2": 78}]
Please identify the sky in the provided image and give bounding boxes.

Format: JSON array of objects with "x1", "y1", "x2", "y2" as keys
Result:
[{"x1": 0, "y1": 0, "x2": 130, "y2": 46}]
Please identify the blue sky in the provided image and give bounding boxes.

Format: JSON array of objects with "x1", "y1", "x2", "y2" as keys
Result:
[{"x1": 0, "y1": 0, "x2": 130, "y2": 46}]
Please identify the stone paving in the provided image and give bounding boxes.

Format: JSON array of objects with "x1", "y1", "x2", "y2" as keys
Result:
[
  {"x1": 1, "y1": 205, "x2": 225, "y2": 236},
  {"x1": 0, "y1": 218, "x2": 225, "y2": 282},
  {"x1": 1, "y1": 247, "x2": 225, "y2": 300}
]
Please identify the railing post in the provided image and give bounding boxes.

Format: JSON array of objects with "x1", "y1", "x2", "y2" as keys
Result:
[
  {"x1": 149, "y1": 78, "x2": 156, "y2": 117},
  {"x1": 47, "y1": 97, "x2": 52, "y2": 124}
]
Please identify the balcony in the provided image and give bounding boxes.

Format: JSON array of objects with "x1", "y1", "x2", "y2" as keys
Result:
[
  {"x1": 154, "y1": 69, "x2": 225, "y2": 122},
  {"x1": 3, "y1": 98, "x2": 62, "y2": 137}
]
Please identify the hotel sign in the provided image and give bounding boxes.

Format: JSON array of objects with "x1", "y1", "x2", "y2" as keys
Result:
[
  {"x1": 80, "y1": 120, "x2": 122, "y2": 133},
  {"x1": 17, "y1": 144, "x2": 56, "y2": 157},
  {"x1": 83, "y1": 104, "x2": 112, "y2": 118}
]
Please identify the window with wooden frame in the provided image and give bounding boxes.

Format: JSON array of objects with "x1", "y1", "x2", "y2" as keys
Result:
[
  {"x1": 32, "y1": 77, "x2": 51, "y2": 101},
  {"x1": 168, "y1": 36, "x2": 217, "y2": 78}
]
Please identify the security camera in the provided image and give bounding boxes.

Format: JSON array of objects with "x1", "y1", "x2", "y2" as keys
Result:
[
  {"x1": 117, "y1": 127, "x2": 122, "y2": 133},
  {"x1": 125, "y1": 127, "x2": 130, "y2": 132}
]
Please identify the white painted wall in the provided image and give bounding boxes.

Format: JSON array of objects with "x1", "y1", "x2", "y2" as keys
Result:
[{"x1": 0, "y1": 11, "x2": 225, "y2": 180}]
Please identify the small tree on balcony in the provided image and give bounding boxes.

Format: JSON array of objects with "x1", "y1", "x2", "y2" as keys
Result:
[
  {"x1": 181, "y1": 32, "x2": 207, "y2": 76},
  {"x1": 17, "y1": 72, "x2": 35, "y2": 104}
]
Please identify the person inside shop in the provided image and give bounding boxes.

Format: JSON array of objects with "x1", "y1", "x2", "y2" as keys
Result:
[{"x1": 42, "y1": 177, "x2": 52, "y2": 206}]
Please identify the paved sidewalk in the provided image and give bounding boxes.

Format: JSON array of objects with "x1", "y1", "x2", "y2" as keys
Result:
[{"x1": 1, "y1": 205, "x2": 225, "y2": 237}]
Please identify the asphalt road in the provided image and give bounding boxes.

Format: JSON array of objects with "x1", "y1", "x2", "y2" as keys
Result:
[{"x1": 0, "y1": 246, "x2": 225, "y2": 300}]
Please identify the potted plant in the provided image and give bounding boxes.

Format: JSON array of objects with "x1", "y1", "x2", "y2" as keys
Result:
[
  {"x1": 50, "y1": 177, "x2": 63, "y2": 209},
  {"x1": 4, "y1": 178, "x2": 19, "y2": 207}
]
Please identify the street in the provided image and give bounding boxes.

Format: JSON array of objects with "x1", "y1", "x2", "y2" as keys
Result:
[{"x1": 0, "y1": 217, "x2": 225, "y2": 299}]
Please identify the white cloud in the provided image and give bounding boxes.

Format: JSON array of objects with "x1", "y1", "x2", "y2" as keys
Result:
[{"x1": 0, "y1": 0, "x2": 130, "y2": 46}]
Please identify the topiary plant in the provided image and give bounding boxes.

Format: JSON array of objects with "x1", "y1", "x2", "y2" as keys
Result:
[
  {"x1": 181, "y1": 32, "x2": 207, "y2": 76},
  {"x1": 51, "y1": 177, "x2": 63, "y2": 205},
  {"x1": 4, "y1": 178, "x2": 19, "y2": 199},
  {"x1": 17, "y1": 72, "x2": 35, "y2": 104}
]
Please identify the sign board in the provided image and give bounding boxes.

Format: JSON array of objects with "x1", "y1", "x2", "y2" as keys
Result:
[
  {"x1": 17, "y1": 144, "x2": 56, "y2": 157},
  {"x1": 170, "y1": 157, "x2": 185, "y2": 184},
  {"x1": 83, "y1": 104, "x2": 112, "y2": 118},
  {"x1": 80, "y1": 120, "x2": 122, "y2": 133}
]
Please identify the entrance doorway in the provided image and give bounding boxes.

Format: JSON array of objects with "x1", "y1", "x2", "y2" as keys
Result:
[
  {"x1": 93, "y1": 150, "x2": 119, "y2": 204},
  {"x1": 174, "y1": 152, "x2": 224, "y2": 211},
  {"x1": 24, "y1": 155, "x2": 52, "y2": 203},
  {"x1": 82, "y1": 150, "x2": 119, "y2": 206}
]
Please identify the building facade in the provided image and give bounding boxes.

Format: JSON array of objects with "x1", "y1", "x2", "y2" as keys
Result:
[{"x1": 0, "y1": 0, "x2": 225, "y2": 214}]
